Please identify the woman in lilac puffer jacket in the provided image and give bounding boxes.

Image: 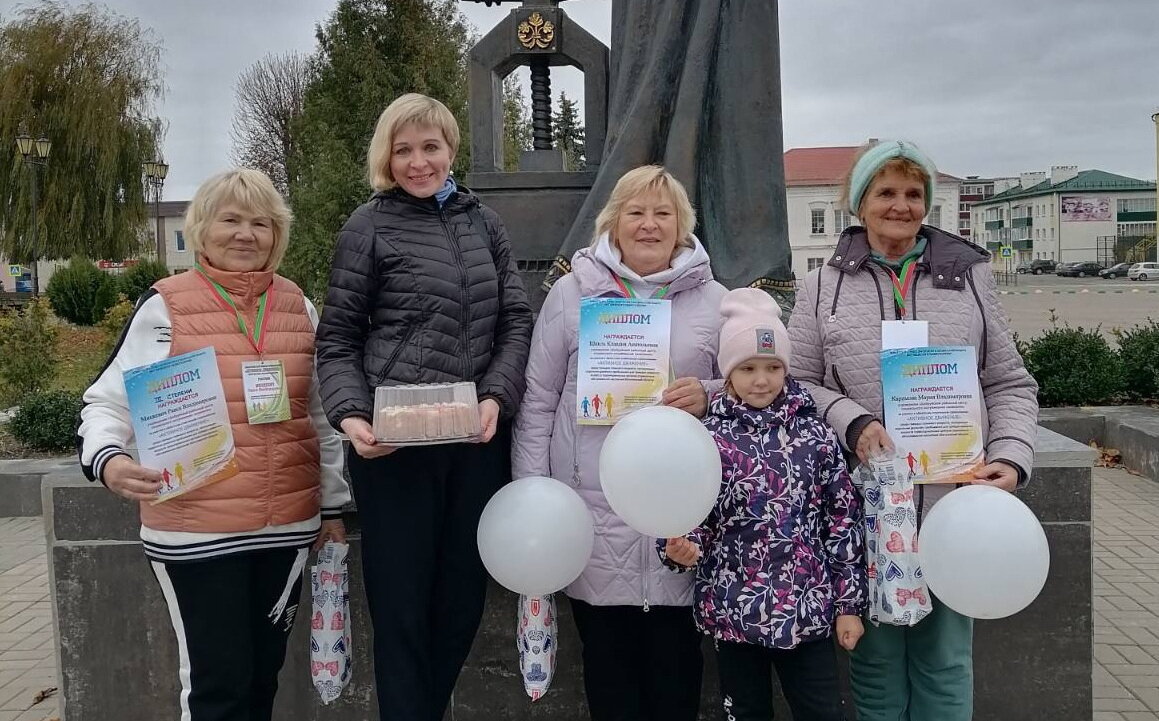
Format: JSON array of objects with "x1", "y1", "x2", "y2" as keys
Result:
[{"x1": 512, "y1": 166, "x2": 727, "y2": 721}]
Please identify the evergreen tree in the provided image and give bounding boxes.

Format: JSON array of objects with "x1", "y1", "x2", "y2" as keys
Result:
[
  {"x1": 502, "y1": 75, "x2": 531, "y2": 172},
  {"x1": 283, "y1": 0, "x2": 472, "y2": 300},
  {"x1": 0, "y1": 3, "x2": 163, "y2": 264},
  {"x1": 552, "y1": 91, "x2": 585, "y2": 170}
]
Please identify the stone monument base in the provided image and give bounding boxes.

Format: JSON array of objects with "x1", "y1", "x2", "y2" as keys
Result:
[{"x1": 41, "y1": 425, "x2": 1092, "y2": 720}]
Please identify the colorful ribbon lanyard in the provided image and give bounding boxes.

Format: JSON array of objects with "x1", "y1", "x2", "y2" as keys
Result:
[
  {"x1": 885, "y1": 257, "x2": 918, "y2": 319},
  {"x1": 611, "y1": 272, "x2": 670, "y2": 300},
  {"x1": 194, "y1": 264, "x2": 271, "y2": 354}
]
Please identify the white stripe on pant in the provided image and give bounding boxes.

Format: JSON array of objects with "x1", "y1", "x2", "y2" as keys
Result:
[
  {"x1": 151, "y1": 560, "x2": 194, "y2": 721},
  {"x1": 149, "y1": 546, "x2": 308, "y2": 721}
]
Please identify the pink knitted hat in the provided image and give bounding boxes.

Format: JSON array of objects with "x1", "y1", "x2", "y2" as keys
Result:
[{"x1": 717, "y1": 288, "x2": 791, "y2": 378}]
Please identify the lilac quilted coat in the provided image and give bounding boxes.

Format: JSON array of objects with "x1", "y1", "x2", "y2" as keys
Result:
[
  {"x1": 512, "y1": 241, "x2": 727, "y2": 607},
  {"x1": 660, "y1": 379, "x2": 867, "y2": 649},
  {"x1": 787, "y1": 226, "x2": 1039, "y2": 516}
]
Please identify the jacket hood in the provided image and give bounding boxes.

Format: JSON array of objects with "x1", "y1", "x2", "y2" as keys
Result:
[
  {"x1": 572, "y1": 232, "x2": 715, "y2": 296},
  {"x1": 828, "y1": 225, "x2": 989, "y2": 291},
  {"x1": 710, "y1": 376, "x2": 815, "y2": 431}
]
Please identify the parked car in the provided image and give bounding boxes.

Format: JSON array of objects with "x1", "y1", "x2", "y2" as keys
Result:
[
  {"x1": 1129, "y1": 262, "x2": 1159, "y2": 281},
  {"x1": 1055, "y1": 262, "x2": 1078, "y2": 276},
  {"x1": 1056, "y1": 261, "x2": 1105, "y2": 278},
  {"x1": 1100, "y1": 263, "x2": 1133, "y2": 279},
  {"x1": 1015, "y1": 262, "x2": 1032, "y2": 274},
  {"x1": 1027, "y1": 259, "x2": 1056, "y2": 275}
]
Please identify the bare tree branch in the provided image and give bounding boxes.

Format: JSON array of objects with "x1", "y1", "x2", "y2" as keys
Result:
[{"x1": 229, "y1": 52, "x2": 312, "y2": 195}]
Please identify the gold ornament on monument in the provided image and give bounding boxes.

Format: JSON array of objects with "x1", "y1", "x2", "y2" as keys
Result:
[{"x1": 517, "y1": 12, "x2": 555, "y2": 50}]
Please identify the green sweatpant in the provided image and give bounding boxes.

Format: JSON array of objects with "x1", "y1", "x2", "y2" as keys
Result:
[{"x1": 849, "y1": 598, "x2": 974, "y2": 721}]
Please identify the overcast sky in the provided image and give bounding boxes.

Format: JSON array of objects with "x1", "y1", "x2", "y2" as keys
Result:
[{"x1": 8, "y1": 0, "x2": 1155, "y2": 199}]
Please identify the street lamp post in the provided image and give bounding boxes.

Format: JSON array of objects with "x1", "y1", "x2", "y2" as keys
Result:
[
  {"x1": 15, "y1": 134, "x2": 52, "y2": 295},
  {"x1": 143, "y1": 160, "x2": 169, "y2": 268},
  {"x1": 1152, "y1": 111, "x2": 1158, "y2": 263}
]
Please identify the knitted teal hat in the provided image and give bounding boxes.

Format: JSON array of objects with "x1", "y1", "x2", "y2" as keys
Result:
[{"x1": 847, "y1": 140, "x2": 937, "y2": 216}]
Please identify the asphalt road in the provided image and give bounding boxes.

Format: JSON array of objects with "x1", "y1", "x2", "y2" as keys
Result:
[{"x1": 991, "y1": 272, "x2": 1159, "y2": 342}]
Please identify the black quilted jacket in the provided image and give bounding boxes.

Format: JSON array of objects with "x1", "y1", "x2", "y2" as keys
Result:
[{"x1": 315, "y1": 188, "x2": 532, "y2": 429}]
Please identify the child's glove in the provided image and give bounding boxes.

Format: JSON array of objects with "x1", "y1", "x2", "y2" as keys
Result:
[{"x1": 664, "y1": 537, "x2": 702, "y2": 567}]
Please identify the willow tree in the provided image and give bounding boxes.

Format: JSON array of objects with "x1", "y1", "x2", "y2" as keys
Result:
[{"x1": 0, "y1": 2, "x2": 164, "y2": 264}]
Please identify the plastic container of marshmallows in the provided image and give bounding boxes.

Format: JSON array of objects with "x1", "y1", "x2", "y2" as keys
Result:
[{"x1": 372, "y1": 382, "x2": 480, "y2": 445}]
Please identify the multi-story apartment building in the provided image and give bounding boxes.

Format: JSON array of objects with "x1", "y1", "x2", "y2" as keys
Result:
[
  {"x1": 957, "y1": 176, "x2": 1019, "y2": 239},
  {"x1": 971, "y1": 167, "x2": 1156, "y2": 266}
]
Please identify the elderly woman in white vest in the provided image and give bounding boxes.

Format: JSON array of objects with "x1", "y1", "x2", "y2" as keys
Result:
[{"x1": 78, "y1": 168, "x2": 349, "y2": 721}]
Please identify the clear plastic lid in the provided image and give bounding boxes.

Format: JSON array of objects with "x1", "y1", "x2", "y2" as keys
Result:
[{"x1": 372, "y1": 381, "x2": 480, "y2": 445}]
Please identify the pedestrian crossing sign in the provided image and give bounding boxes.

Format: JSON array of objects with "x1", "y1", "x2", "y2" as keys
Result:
[
  {"x1": 1000, "y1": 246, "x2": 1013, "y2": 258},
  {"x1": 7, "y1": 265, "x2": 22, "y2": 277}
]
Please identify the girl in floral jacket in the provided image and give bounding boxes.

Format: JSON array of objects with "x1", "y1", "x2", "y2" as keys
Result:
[{"x1": 661, "y1": 288, "x2": 867, "y2": 721}]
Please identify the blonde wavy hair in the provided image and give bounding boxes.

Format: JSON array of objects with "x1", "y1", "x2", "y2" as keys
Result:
[
  {"x1": 592, "y1": 165, "x2": 697, "y2": 251},
  {"x1": 183, "y1": 168, "x2": 292, "y2": 271}
]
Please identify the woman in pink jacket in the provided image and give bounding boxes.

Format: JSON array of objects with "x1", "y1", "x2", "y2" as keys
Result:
[
  {"x1": 787, "y1": 140, "x2": 1039, "y2": 721},
  {"x1": 512, "y1": 165, "x2": 727, "y2": 721}
]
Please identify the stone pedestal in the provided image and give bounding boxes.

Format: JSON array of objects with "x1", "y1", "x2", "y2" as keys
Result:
[{"x1": 42, "y1": 425, "x2": 1093, "y2": 720}]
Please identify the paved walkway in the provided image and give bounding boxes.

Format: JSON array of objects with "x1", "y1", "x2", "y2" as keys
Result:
[
  {"x1": 1094, "y1": 466, "x2": 1159, "y2": 720},
  {"x1": 0, "y1": 468, "x2": 1156, "y2": 720},
  {"x1": 0, "y1": 518, "x2": 57, "y2": 721}
]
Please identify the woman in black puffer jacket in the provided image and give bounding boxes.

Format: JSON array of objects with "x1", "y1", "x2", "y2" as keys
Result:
[{"x1": 315, "y1": 92, "x2": 532, "y2": 721}]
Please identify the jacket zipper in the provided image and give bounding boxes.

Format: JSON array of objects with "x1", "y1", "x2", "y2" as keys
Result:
[
  {"x1": 256, "y1": 303, "x2": 274, "y2": 524},
  {"x1": 374, "y1": 324, "x2": 419, "y2": 386},
  {"x1": 866, "y1": 266, "x2": 891, "y2": 321},
  {"x1": 910, "y1": 268, "x2": 920, "y2": 320},
  {"x1": 828, "y1": 272, "x2": 845, "y2": 322},
  {"x1": 965, "y1": 272, "x2": 989, "y2": 373},
  {"x1": 641, "y1": 541, "x2": 650, "y2": 612},
  {"x1": 571, "y1": 425, "x2": 581, "y2": 488},
  {"x1": 832, "y1": 365, "x2": 849, "y2": 396},
  {"x1": 439, "y1": 207, "x2": 473, "y2": 380}
]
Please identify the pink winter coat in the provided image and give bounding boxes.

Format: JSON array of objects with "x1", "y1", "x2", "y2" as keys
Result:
[{"x1": 512, "y1": 239, "x2": 728, "y2": 607}]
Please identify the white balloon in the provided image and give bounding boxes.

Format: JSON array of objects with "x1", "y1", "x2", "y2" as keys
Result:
[
  {"x1": 598, "y1": 405, "x2": 722, "y2": 538},
  {"x1": 477, "y1": 476, "x2": 595, "y2": 596},
  {"x1": 917, "y1": 485, "x2": 1050, "y2": 619}
]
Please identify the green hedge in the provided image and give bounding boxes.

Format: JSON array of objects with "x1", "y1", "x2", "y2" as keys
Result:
[
  {"x1": 8, "y1": 390, "x2": 82, "y2": 453},
  {"x1": 1021, "y1": 326, "x2": 1122, "y2": 407},
  {"x1": 1115, "y1": 319, "x2": 1159, "y2": 401},
  {"x1": 0, "y1": 298, "x2": 58, "y2": 406},
  {"x1": 46, "y1": 257, "x2": 118, "y2": 326},
  {"x1": 118, "y1": 259, "x2": 169, "y2": 303}
]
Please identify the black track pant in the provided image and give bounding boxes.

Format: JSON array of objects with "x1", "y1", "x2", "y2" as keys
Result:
[{"x1": 151, "y1": 546, "x2": 308, "y2": 721}]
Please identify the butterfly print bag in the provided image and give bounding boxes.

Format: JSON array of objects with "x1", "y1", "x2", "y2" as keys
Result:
[{"x1": 856, "y1": 454, "x2": 933, "y2": 626}]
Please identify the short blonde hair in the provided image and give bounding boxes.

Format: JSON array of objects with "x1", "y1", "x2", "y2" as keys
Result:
[
  {"x1": 183, "y1": 168, "x2": 292, "y2": 271},
  {"x1": 592, "y1": 165, "x2": 697, "y2": 251},
  {"x1": 367, "y1": 93, "x2": 461, "y2": 192}
]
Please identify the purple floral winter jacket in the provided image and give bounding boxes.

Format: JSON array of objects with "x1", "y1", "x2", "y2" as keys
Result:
[{"x1": 660, "y1": 378, "x2": 867, "y2": 649}]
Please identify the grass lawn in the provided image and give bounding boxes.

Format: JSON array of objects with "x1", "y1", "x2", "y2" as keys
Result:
[{"x1": 52, "y1": 324, "x2": 109, "y2": 394}]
